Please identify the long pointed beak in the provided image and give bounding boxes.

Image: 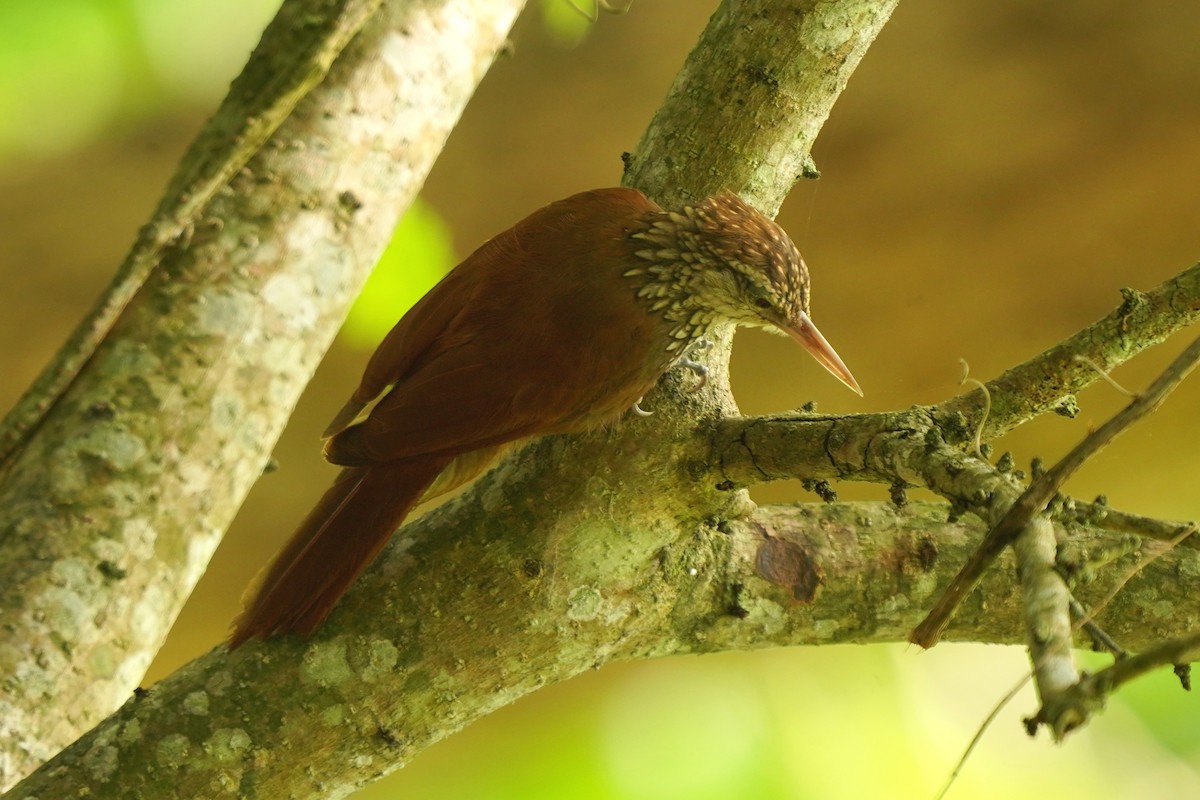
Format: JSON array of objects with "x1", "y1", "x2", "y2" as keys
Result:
[{"x1": 787, "y1": 312, "x2": 863, "y2": 396}]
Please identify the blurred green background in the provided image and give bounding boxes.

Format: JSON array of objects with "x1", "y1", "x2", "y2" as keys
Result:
[{"x1": 2, "y1": 1, "x2": 1199, "y2": 797}]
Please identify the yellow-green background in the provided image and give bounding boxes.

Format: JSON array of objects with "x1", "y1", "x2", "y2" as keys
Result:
[{"x1": 2, "y1": 1, "x2": 1199, "y2": 797}]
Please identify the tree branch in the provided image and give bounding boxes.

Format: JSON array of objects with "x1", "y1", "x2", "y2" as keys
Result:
[
  {"x1": 1033, "y1": 629, "x2": 1200, "y2": 736},
  {"x1": 13, "y1": 495, "x2": 1200, "y2": 799},
  {"x1": 912, "y1": 331, "x2": 1200, "y2": 647},
  {"x1": 0, "y1": 0, "x2": 383, "y2": 473},
  {"x1": 940, "y1": 278, "x2": 1200, "y2": 440},
  {"x1": 714, "y1": 260, "x2": 1200, "y2": 493},
  {"x1": 1013, "y1": 517, "x2": 1080, "y2": 740},
  {"x1": 0, "y1": 0, "x2": 524, "y2": 789}
]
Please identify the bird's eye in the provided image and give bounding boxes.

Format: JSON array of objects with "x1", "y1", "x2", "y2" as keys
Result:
[{"x1": 754, "y1": 298, "x2": 772, "y2": 310}]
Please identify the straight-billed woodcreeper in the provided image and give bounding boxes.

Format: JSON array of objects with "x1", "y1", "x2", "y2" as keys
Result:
[{"x1": 230, "y1": 187, "x2": 860, "y2": 646}]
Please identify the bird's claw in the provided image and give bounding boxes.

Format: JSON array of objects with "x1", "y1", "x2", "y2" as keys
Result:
[
  {"x1": 635, "y1": 338, "x2": 714, "y2": 415},
  {"x1": 678, "y1": 358, "x2": 709, "y2": 391},
  {"x1": 679, "y1": 338, "x2": 714, "y2": 392}
]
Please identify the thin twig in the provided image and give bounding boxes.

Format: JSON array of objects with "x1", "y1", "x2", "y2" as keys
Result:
[
  {"x1": 1061, "y1": 502, "x2": 1199, "y2": 550},
  {"x1": 912, "y1": 334, "x2": 1200, "y2": 648},
  {"x1": 1013, "y1": 517, "x2": 1079, "y2": 740},
  {"x1": 1032, "y1": 629, "x2": 1200, "y2": 735},
  {"x1": 958, "y1": 359, "x2": 990, "y2": 460},
  {"x1": 1073, "y1": 524, "x2": 1197, "y2": 633},
  {"x1": 933, "y1": 674, "x2": 1032, "y2": 800},
  {"x1": 1069, "y1": 598, "x2": 1126, "y2": 658}
]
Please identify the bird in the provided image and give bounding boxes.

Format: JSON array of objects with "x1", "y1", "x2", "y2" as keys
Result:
[{"x1": 229, "y1": 187, "x2": 861, "y2": 646}]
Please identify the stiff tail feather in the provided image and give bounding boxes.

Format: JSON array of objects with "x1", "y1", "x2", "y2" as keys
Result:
[{"x1": 229, "y1": 456, "x2": 450, "y2": 647}]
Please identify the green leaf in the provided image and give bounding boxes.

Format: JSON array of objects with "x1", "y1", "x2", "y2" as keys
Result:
[
  {"x1": 0, "y1": 0, "x2": 124, "y2": 160},
  {"x1": 338, "y1": 197, "x2": 455, "y2": 350},
  {"x1": 539, "y1": 0, "x2": 595, "y2": 48}
]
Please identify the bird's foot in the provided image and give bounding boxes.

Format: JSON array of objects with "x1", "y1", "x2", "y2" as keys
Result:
[
  {"x1": 678, "y1": 338, "x2": 714, "y2": 392},
  {"x1": 634, "y1": 339, "x2": 714, "y2": 416}
]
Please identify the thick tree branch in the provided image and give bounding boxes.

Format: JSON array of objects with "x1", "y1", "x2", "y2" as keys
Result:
[
  {"x1": 622, "y1": 0, "x2": 897, "y2": 214},
  {"x1": 0, "y1": 0, "x2": 383, "y2": 473},
  {"x1": 12, "y1": 495, "x2": 1200, "y2": 799},
  {"x1": 0, "y1": 0, "x2": 524, "y2": 789},
  {"x1": 725, "y1": 502, "x2": 1200, "y2": 652}
]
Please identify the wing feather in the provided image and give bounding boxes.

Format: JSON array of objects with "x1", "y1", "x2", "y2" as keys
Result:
[{"x1": 325, "y1": 188, "x2": 664, "y2": 465}]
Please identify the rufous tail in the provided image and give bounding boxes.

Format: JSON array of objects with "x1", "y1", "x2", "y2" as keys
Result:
[{"x1": 229, "y1": 456, "x2": 449, "y2": 647}]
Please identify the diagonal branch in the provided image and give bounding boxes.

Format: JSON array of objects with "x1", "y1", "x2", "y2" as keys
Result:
[
  {"x1": 0, "y1": 0, "x2": 384, "y2": 474},
  {"x1": 714, "y1": 260, "x2": 1200, "y2": 493},
  {"x1": 938, "y1": 276, "x2": 1200, "y2": 440},
  {"x1": 0, "y1": 0, "x2": 525, "y2": 790}
]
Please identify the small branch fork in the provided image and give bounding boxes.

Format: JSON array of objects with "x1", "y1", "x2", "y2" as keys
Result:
[
  {"x1": 934, "y1": 522, "x2": 1194, "y2": 795},
  {"x1": 911, "y1": 332, "x2": 1200, "y2": 649},
  {"x1": 1031, "y1": 630, "x2": 1200, "y2": 737},
  {"x1": 1024, "y1": 522, "x2": 1197, "y2": 737},
  {"x1": 907, "y1": 334, "x2": 1200, "y2": 744}
]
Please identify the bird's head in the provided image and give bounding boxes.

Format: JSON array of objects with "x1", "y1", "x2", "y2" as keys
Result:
[{"x1": 630, "y1": 192, "x2": 862, "y2": 395}]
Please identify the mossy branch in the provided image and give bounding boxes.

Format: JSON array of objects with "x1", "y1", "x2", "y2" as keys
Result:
[{"x1": 0, "y1": 0, "x2": 525, "y2": 790}]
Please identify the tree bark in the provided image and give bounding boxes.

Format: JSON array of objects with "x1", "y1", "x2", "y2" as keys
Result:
[{"x1": 0, "y1": 0, "x2": 525, "y2": 790}]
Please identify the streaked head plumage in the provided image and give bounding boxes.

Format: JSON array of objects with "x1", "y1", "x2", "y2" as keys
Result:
[
  {"x1": 627, "y1": 192, "x2": 811, "y2": 335},
  {"x1": 623, "y1": 191, "x2": 860, "y2": 395}
]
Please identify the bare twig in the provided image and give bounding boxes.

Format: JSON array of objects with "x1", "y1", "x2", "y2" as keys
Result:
[
  {"x1": 958, "y1": 359, "x2": 990, "y2": 460},
  {"x1": 913, "y1": 334, "x2": 1200, "y2": 648},
  {"x1": 1073, "y1": 524, "x2": 1197, "y2": 632},
  {"x1": 934, "y1": 674, "x2": 1032, "y2": 800},
  {"x1": 1013, "y1": 517, "x2": 1080, "y2": 740},
  {"x1": 1032, "y1": 630, "x2": 1200, "y2": 735},
  {"x1": 1061, "y1": 502, "x2": 1199, "y2": 550},
  {"x1": 1069, "y1": 598, "x2": 1126, "y2": 657}
]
